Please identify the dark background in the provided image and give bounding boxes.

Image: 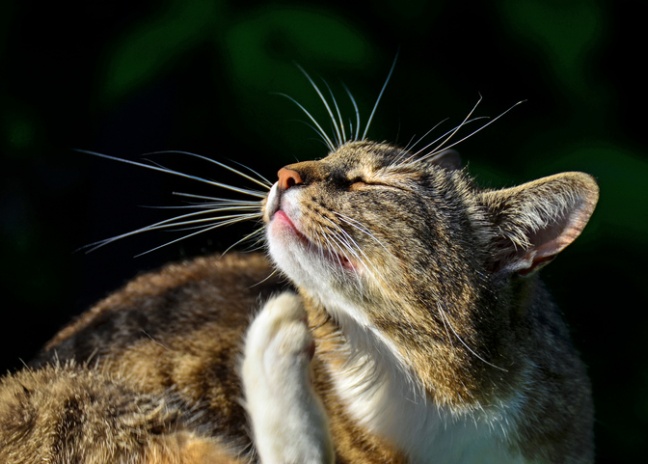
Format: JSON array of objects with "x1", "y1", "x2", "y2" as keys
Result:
[{"x1": 1, "y1": 1, "x2": 646, "y2": 462}]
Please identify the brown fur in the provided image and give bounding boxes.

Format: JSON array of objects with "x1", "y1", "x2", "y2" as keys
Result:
[{"x1": 0, "y1": 140, "x2": 597, "y2": 463}]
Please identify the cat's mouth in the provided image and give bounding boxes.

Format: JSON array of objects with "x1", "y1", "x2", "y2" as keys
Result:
[
  {"x1": 272, "y1": 210, "x2": 309, "y2": 242},
  {"x1": 270, "y1": 209, "x2": 356, "y2": 271}
]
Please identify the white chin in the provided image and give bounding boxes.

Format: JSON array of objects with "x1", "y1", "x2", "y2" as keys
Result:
[
  {"x1": 267, "y1": 225, "x2": 314, "y2": 288},
  {"x1": 266, "y1": 220, "x2": 340, "y2": 293}
]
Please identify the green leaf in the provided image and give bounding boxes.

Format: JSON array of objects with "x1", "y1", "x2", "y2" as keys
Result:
[
  {"x1": 499, "y1": 0, "x2": 603, "y2": 98},
  {"x1": 101, "y1": 0, "x2": 220, "y2": 102},
  {"x1": 225, "y1": 7, "x2": 374, "y2": 92}
]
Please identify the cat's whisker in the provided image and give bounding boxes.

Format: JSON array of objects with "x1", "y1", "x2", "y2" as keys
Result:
[
  {"x1": 171, "y1": 192, "x2": 261, "y2": 204},
  {"x1": 335, "y1": 213, "x2": 389, "y2": 253},
  {"x1": 328, "y1": 230, "x2": 364, "y2": 272},
  {"x1": 332, "y1": 215, "x2": 397, "y2": 296},
  {"x1": 362, "y1": 54, "x2": 398, "y2": 141},
  {"x1": 318, "y1": 219, "x2": 363, "y2": 268},
  {"x1": 226, "y1": 160, "x2": 274, "y2": 189},
  {"x1": 140, "y1": 150, "x2": 274, "y2": 190},
  {"x1": 78, "y1": 150, "x2": 268, "y2": 199},
  {"x1": 295, "y1": 120, "x2": 338, "y2": 150},
  {"x1": 132, "y1": 216, "x2": 260, "y2": 257},
  {"x1": 149, "y1": 215, "x2": 260, "y2": 234},
  {"x1": 81, "y1": 211, "x2": 261, "y2": 256},
  {"x1": 416, "y1": 99, "x2": 526, "y2": 163},
  {"x1": 221, "y1": 227, "x2": 267, "y2": 256},
  {"x1": 323, "y1": 79, "x2": 348, "y2": 145},
  {"x1": 416, "y1": 94, "x2": 484, "y2": 159},
  {"x1": 343, "y1": 84, "x2": 361, "y2": 142},
  {"x1": 320, "y1": 217, "x2": 389, "y2": 292},
  {"x1": 151, "y1": 200, "x2": 260, "y2": 212},
  {"x1": 403, "y1": 116, "x2": 490, "y2": 164},
  {"x1": 402, "y1": 117, "x2": 450, "y2": 154},
  {"x1": 276, "y1": 93, "x2": 336, "y2": 151},
  {"x1": 248, "y1": 267, "x2": 283, "y2": 289},
  {"x1": 297, "y1": 66, "x2": 343, "y2": 148},
  {"x1": 402, "y1": 132, "x2": 421, "y2": 155},
  {"x1": 79, "y1": 149, "x2": 272, "y2": 255},
  {"x1": 319, "y1": 227, "x2": 348, "y2": 275},
  {"x1": 83, "y1": 207, "x2": 261, "y2": 253},
  {"x1": 315, "y1": 222, "x2": 361, "y2": 277}
]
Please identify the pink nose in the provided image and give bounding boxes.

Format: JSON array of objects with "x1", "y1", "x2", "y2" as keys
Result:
[{"x1": 277, "y1": 167, "x2": 303, "y2": 190}]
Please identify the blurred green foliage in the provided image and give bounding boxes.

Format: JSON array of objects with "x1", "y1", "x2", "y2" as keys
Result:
[
  {"x1": 500, "y1": 0, "x2": 604, "y2": 99},
  {"x1": 1, "y1": 1, "x2": 646, "y2": 462},
  {"x1": 102, "y1": 0, "x2": 221, "y2": 102}
]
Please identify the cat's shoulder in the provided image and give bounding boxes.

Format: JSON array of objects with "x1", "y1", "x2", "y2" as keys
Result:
[{"x1": 38, "y1": 252, "x2": 287, "y2": 358}]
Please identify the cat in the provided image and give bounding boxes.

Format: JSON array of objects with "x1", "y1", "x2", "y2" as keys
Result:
[{"x1": 0, "y1": 71, "x2": 598, "y2": 463}]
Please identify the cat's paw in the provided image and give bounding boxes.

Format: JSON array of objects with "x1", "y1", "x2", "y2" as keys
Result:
[
  {"x1": 244, "y1": 292, "x2": 315, "y2": 377},
  {"x1": 243, "y1": 292, "x2": 314, "y2": 389},
  {"x1": 241, "y1": 291, "x2": 333, "y2": 464}
]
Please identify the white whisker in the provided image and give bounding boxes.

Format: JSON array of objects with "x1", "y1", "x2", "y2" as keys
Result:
[
  {"x1": 416, "y1": 99, "x2": 526, "y2": 163},
  {"x1": 152, "y1": 199, "x2": 260, "y2": 212},
  {"x1": 395, "y1": 116, "x2": 489, "y2": 166},
  {"x1": 229, "y1": 160, "x2": 274, "y2": 188},
  {"x1": 82, "y1": 211, "x2": 261, "y2": 253},
  {"x1": 319, "y1": 215, "x2": 386, "y2": 289},
  {"x1": 248, "y1": 267, "x2": 284, "y2": 289},
  {"x1": 132, "y1": 215, "x2": 261, "y2": 257},
  {"x1": 323, "y1": 79, "x2": 347, "y2": 144},
  {"x1": 142, "y1": 150, "x2": 273, "y2": 190},
  {"x1": 417, "y1": 94, "x2": 484, "y2": 158},
  {"x1": 276, "y1": 93, "x2": 336, "y2": 151},
  {"x1": 222, "y1": 227, "x2": 267, "y2": 255},
  {"x1": 362, "y1": 54, "x2": 398, "y2": 140},
  {"x1": 78, "y1": 150, "x2": 267, "y2": 199},
  {"x1": 343, "y1": 84, "x2": 361, "y2": 142},
  {"x1": 297, "y1": 65, "x2": 343, "y2": 147},
  {"x1": 403, "y1": 117, "x2": 450, "y2": 153},
  {"x1": 335, "y1": 213, "x2": 388, "y2": 251},
  {"x1": 79, "y1": 149, "x2": 270, "y2": 255}
]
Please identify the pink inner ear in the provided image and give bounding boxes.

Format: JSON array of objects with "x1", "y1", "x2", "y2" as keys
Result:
[{"x1": 520, "y1": 200, "x2": 592, "y2": 273}]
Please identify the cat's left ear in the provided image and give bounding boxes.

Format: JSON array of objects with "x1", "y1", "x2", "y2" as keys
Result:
[{"x1": 480, "y1": 172, "x2": 599, "y2": 275}]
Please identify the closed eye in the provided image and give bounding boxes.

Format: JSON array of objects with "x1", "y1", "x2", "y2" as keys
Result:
[
  {"x1": 349, "y1": 178, "x2": 368, "y2": 190},
  {"x1": 348, "y1": 177, "x2": 391, "y2": 191}
]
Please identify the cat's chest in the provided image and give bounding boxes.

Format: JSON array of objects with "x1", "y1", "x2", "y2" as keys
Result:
[{"x1": 320, "y1": 303, "x2": 531, "y2": 464}]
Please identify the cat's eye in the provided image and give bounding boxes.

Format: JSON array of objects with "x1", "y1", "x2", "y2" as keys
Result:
[
  {"x1": 349, "y1": 179, "x2": 368, "y2": 190},
  {"x1": 348, "y1": 177, "x2": 391, "y2": 191},
  {"x1": 348, "y1": 177, "x2": 381, "y2": 191}
]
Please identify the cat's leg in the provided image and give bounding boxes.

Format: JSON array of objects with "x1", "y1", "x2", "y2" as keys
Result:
[{"x1": 241, "y1": 292, "x2": 334, "y2": 464}]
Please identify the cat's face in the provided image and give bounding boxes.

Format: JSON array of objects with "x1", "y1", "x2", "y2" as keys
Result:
[{"x1": 263, "y1": 141, "x2": 486, "y2": 328}]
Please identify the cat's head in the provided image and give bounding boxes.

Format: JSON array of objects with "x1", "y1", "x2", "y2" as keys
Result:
[
  {"x1": 264, "y1": 141, "x2": 476, "y2": 307},
  {"x1": 263, "y1": 139, "x2": 598, "y2": 376}
]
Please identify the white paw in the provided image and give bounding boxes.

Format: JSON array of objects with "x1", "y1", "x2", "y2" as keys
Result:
[
  {"x1": 243, "y1": 292, "x2": 314, "y2": 386},
  {"x1": 241, "y1": 291, "x2": 333, "y2": 464}
]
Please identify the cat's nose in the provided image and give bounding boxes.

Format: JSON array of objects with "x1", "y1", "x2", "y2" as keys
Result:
[{"x1": 277, "y1": 167, "x2": 303, "y2": 191}]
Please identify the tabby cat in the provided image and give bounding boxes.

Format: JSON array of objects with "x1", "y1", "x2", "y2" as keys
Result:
[{"x1": 0, "y1": 71, "x2": 598, "y2": 463}]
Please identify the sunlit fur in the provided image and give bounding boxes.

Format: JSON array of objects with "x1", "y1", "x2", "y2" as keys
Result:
[{"x1": 0, "y1": 71, "x2": 598, "y2": 463}]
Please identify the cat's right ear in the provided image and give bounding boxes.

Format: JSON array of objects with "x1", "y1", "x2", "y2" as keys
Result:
[
  {"x1": 479, "y1": 172, "x2": 599, "y2": 275},
  {"x1": 432, "y1": 149, "x2": 462, "y2": 170}
]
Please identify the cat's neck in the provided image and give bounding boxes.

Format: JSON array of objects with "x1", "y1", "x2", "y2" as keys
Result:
[{"x1": 305, "y1": 293, "x2": 531, "y2": 463}]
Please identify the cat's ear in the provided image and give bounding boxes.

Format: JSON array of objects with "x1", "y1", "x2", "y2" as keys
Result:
[
  {"x1": 480, "y1": 172, "x2": 599, "y2": 275},
  {"x1": 432, "y1": 149, "x2": 462, "y2": 170}
]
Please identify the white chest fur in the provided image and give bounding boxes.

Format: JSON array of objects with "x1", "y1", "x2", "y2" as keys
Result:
[{"x1": 326, "y1": 302, "x2": 531, "y2": 464}]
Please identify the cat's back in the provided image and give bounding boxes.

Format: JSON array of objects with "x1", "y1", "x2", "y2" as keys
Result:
[
  {"x1": 34, "y1": 252, "x2": 287, "y2": 366},
  {"x1": 0, "y1": 252, "x2": 287, "y2": 463}
]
